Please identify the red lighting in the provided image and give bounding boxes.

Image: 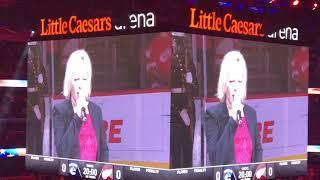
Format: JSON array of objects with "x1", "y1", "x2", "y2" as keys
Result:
[{"x1": 292, "y1": 0, "x2": 300, "y2": 6}]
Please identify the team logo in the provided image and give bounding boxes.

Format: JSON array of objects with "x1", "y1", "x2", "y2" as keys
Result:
[
  {"x1": 254, "y1": 164, "x2": 267, "y2": 180},
  {"x1": 223, "y1": 168, "x2": 237, "y2": 180},
  {"x1": 69, "y1": 163, "x2": 79, "y2": 176},
  {"x1": 100, "y1": 165, "x2": 113, "y2": 180}
]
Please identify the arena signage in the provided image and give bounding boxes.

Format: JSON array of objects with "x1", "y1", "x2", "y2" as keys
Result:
[
  {"x1": 189, "y1": 8, "x2": 264, "y2": 37},
  {"x1": 40, "y1": 16, "x2": 112, "y2": 36},
  {"x1": 267, "y1": 27, "x2": 299, "y2": 41}
]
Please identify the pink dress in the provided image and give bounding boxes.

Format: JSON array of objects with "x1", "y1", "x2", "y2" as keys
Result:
[
  {"x1": 78, "y1": 114, "x2": 98, "y2": 161},
  {"x1": 233, "y1": 117, "x2": 253, "y2": 164}
]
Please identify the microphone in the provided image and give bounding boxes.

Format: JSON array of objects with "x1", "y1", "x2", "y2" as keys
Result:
[
  {"x1": 237, "y1": 110, "x2": 242, "y2": 125},
  {"x1": 81, "y1": 107, "x2": 87, "y2": 122}
]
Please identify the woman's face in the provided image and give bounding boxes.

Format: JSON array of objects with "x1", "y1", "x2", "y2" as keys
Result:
[
  {"x1": 225, "y1": 64, "x2": 246, "y2": 106},
  {"x1": 70, "y1": 69, "x2": 90, "y2": 103}
]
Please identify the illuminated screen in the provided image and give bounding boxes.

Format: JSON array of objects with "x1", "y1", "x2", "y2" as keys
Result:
[
  {"x1": 27, "y1": 33, "x2": 172, "y2": 169},
  {"x1": 169, "y1": 34, "x2": 308, "y2": 179},
  {"x1": 200, "y1": 36, "x2": 308, "y2": 179},
  {"x1": 203, "y1": 36, "x2": 308, "y2": 166},
  {"x1": 26, "y1": 32, "x2": 308, "y2": 179}
]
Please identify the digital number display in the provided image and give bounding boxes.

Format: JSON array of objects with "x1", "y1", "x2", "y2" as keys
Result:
[{"x1": 82, "y1": 164, "x2": 98, "y2": 179}]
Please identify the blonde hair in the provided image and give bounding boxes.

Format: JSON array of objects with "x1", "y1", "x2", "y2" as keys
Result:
[
  {"x1": 63, "y1": 49, "x2": 92, "y2": 98},
  {"x1": 216, "y1": 51, "x2": 247, "y2": 102}
]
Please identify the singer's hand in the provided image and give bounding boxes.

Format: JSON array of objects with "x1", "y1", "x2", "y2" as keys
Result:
[{"x1": 227, "y1": 95, "x2": 244, "y2": 121}]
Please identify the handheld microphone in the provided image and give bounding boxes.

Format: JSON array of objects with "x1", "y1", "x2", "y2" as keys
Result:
[
  {"x1": 81, "y1": 107, "x2": 87, "y2": 122},
  {"x1": 237, "y1": 110, "x2": 242, "y2": 125}
]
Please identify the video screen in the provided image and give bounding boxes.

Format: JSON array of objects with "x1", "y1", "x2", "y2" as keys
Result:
[
  {"x1": 203, "y1": 36, "x2": 308, "y2": 166},
  {"x1": 27, "y1": 33, "x2": 171, "y2": 169},
  {"x1": 169, "y1": 34, "x2": 308, "y2": 178},
  {"x1": 26, "y1": 32, "x2": 308, "y2": 179}
]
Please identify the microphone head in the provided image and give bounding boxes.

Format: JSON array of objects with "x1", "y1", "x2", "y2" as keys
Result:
[{"x1": 237, "y1": 110, "x2": 241, "y2": 115}]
